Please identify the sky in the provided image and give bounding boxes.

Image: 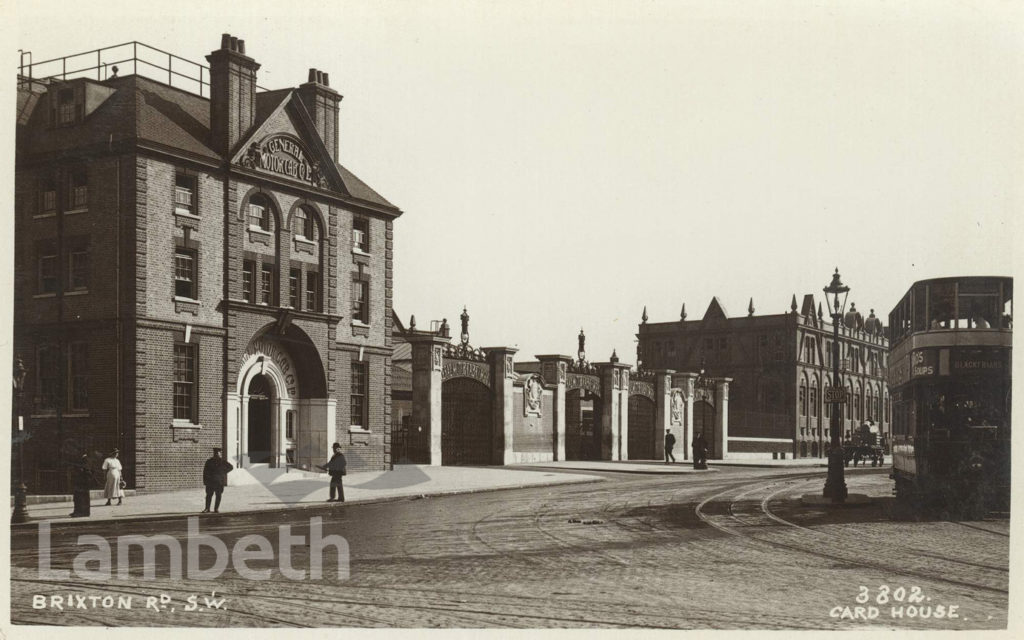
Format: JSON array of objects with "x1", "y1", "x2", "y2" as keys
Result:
[{"x1": 6, "y1": 0, "x2": 1021, "y2": 364}]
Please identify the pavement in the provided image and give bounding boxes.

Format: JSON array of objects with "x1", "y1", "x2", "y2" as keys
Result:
[
  {"x1": 13, "y1": 464, "x2": 603, "y2": 527},
  {"x1": 517, "y1": 456, "x2": 842, "y2": 474}
]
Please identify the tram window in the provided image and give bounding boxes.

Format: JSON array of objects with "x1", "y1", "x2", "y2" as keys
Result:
[
  {"x1": 928, "y1": 282, "x2": 956, "y2": 329},
  {"x1": 1001, "y1": 282, "x2": 1013, "y2": 329},
  {"x1": 956, "y1": 280, "x2": 1000, "y2": 329},
  {"x1": 913, "y1": 284, "x2": 927, "y2": 331}
]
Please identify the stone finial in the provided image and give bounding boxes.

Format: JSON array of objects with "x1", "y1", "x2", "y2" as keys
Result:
[
  {"x1": 790, "y1": 294, "x2": 798, "y2": 313},
  {"x1": 817, "y1": 302, "x2": 824, "y2": 321},
  {"x1": 460, "y1": 307, "x2": 470, "y2": 346},
  {"x1": 409, "y1": 314, "x2": 416, "y2": 331},
  {"x1": 610, "y1": 349, "x2": 619, "y2": 363},
  {"x1": 748, "y1": 297, "x2": 755, "y2": 317},
  {"x1": 577, "y1": 329, "x2": 586, "y2": 363},
  {"x1": 641, "y1": 306, "x2": 648, "y2": 324},
  {"x1": 680, "y1": 303, "x2": 687, "y2": 321}
]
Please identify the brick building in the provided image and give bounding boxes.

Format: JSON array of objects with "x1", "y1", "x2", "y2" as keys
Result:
[
  {"x1": 637, "y1": 294, "x2": 889, "y2": 459},
  {"x1": 14, "y1": 36, "x2": 402, "y2": 493}
]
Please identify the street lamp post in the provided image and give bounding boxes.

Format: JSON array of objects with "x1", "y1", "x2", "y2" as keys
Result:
[
  {"x1": 12, "y1": 357, "x2": 29, "y2": 523},
  {"x1": 695, "y1": 357, "x2": 711, "y2": 467},
  {"x1": 822, "y1": 268, "x2": 850, "y2": 503}
]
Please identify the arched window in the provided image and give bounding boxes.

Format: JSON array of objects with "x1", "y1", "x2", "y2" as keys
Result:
[
  {"x1": 810, "y1": 379, "x2": 819, "y2": 418},
  {"x1": 248, "y1": 195, "x2": 272, "y2": 231},
  {"x1": 292, "y1": 208, "x2": 312, "y2": 239},
  {"x1": 799, "y1": 382, "x2": 807, "y2": 416}
]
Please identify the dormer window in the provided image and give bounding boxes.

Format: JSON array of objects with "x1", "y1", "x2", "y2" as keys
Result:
[
  {"x1": 353, "y1": 217, "x2": 369, "y2": 253},
  {"x1": 175, "y1": 173, "x2": 197, "y2": 215},
  {"x1": 56, "y1": 88, "x2": 78, "y2": 126}
]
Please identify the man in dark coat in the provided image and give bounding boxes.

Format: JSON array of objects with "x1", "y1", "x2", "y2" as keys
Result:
[
  {"x1": 319, "y1": 442, "x2": 347, "y2": 502},
  {"x1": 664, "y1": 429, "x2": 677, "y2": 464},
  {"x1": 692, "y1": 433, "x2": 708, "y2": 469},
  {"x1": 70, "y1": 453, "x2": 92, "y2": 517},
  {"x1": 202, "y1": 447, "x2": 234, "y2": 513}
]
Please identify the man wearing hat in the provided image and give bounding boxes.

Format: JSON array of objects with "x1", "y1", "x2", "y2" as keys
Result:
[
  {"x1": 70, "y1": 453, "x2": 92, "y2": 517},
  {"x1": 202, "y1": 447, "x2": 234, "y2": 513},
  {"x1": 318, "y1": 442, "x2": 347, "y2": 502}
]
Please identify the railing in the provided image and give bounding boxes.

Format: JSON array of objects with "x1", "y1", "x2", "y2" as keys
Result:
[{"x1": 18, "y1": 41, "x2": 267, "y2": 97}]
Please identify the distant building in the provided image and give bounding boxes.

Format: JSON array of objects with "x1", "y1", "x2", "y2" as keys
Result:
[
  {"x1": 14, "y1": 35, "x2": 401, "y2": 492},
  {"x1": 637, "y1": 295, "x2": 889, "y2": 458}
]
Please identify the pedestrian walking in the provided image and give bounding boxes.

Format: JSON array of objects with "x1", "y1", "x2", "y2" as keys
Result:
[
  {"x1": 69, "y1": 453, "x2": 92, "y2": 517},
  {"x1": 664, "y1": 429, "x2": 677, "y2": 464},
  {"x1": 102, "y1": 449, "x2": 124, "y2": 506},
  {"x1": 201, "y1": 447, "x2": 234, "y2": 513},
  {"x1": 318, "y1": 442, "x2": 347, "y2": 502}
]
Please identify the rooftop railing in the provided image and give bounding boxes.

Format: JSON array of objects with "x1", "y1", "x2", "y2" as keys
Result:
[{"x1": 18, "y1": 41, "x2": 267, "y2": 97}]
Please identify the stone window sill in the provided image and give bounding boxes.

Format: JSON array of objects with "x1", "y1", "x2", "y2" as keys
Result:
[
  {"x1": 294, "y1": 237, "x2": 315, "y2": 255},
  {"x1": 248, "y1": 226, "x2": 272, "y2": 235},
  {"x1": 171, "y1": 420, "x2": 203, "y2": 430},
  {"x1": 174, "y1": 209, "x2": 199, "y2": 220},
  {"x1": 65, "y1": 207, "x2": 88, "y2": 216},
  {"x1": 33, "y1": 212, "x2": 57, "y2": 220},
  {"x1": 33, "y1": 292, "x2": 57, "y2": 299},
  {"x1": 348, "y1": 426, "x2": 371, "y2": 433},
  {"x1": 65, "y1": 289, "x2": 89, "y2": 296},
  {"x1": 352, "y1": 248, "x2": 371, "y2": 257},
  {"x1": 64, "y1": 412, "x2": 90, "y2": 418},
  {"x1": 351, "y1": 320, "x2": 370, "y2": 327},
  {"x1": 174, "y1": 296, "x2": 201, "y2": 315}
]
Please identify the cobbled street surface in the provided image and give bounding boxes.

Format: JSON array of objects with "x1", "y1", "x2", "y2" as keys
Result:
[{"x1": 9, "y1": 466, "x2": 1009, "y2": 629}]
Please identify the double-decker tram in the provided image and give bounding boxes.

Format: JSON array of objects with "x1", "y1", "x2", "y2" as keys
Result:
[{"x1": 888, "y1": 276, "x2": 1012, "y2": 516}]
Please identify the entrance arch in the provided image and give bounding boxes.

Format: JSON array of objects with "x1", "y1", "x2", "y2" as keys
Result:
[
  {"x1": 227, "y1": 324, "x2": 333, "y2": 469},
  {"x1": 441, "y1": 378, "x2": 493, "y2": 465},
  {"x1": 627, "y1": 395, "x2": 656, "y2": 460}
]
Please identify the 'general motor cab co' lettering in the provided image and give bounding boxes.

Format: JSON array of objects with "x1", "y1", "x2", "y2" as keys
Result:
[{"x1": 245, "y1": 134, "x2": 320, "y2": 185}]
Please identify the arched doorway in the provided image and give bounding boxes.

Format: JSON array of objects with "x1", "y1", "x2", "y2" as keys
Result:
[
  {"x1": 627, "y1": 395, "x2": 656, "y2": 460},
  {"x1": 694, "y1": 400, "x2": 714, "y2": 458},
  {"x1": 800, "y1": 440, "x2": 808, "y2": 458},
  {"x1": 247, "y1": 374, "x2": 273, "y2": 463},
  {"x1": 566, "y1": 389, "x2": 603, "y2": 460},
  {"x1": 229, "y1": 325, "x2": 332, "y2": 470},
  {"x1": 441, "y1": 378, "x2": 493, "y2": 465}
]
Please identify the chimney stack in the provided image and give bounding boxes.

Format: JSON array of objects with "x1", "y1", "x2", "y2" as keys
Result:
[
  {"x1": 206, "y1": 33, "x2": 261, "y2": 156},
  {"x1": 297, "y1": 67, "x2": 343, "y2": 161}
]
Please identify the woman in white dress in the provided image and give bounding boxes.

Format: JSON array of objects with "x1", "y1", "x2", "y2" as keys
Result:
[{"x1": 102, "y1": 449, "x2": 124, "y2": 506}]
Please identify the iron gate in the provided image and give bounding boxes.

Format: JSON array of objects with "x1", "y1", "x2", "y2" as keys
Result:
[
  {"x1": 441, "y1": 378, "x2": 493, "y2": 465},
  {"x1": 627, "y1": 395, "x2": 656, "y2": 460}
]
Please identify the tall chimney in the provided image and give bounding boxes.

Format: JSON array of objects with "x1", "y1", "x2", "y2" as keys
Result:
[
  {"x1": 206, "y1": 33, "x2": 261, "y2": 156},
  {"x1": 296, "y1": 67, "x2": 343, "y2": 161}
]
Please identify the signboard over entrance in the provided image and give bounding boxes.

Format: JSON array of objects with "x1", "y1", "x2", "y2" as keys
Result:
[{"x1": 824, "y1": 386, "x2": 848, "y2": 404}]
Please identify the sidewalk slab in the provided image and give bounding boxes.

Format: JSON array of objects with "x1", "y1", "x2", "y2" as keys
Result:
[
  {"x1": 516, "y1": 460, "x2": 720, "y2": 474},
  {"x1": 13, "y1": 465, "x2": 603, "y2": 528}
]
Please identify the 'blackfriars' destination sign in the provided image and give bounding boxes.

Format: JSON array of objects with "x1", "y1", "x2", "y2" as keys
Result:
[{"x1": 243, "y1": 134, "x2": 325, "y2": 187}]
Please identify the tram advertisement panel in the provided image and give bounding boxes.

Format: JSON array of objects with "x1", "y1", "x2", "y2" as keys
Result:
[{"x1": 890, "y1": 347, "x2": 1008, "y2": 387}]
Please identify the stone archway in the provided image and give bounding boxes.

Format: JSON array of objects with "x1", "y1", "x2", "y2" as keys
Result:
[{"x1": 226, "y1": 324, "x2": 333, "y2": 469}]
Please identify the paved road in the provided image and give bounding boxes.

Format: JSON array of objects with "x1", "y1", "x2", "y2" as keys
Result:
[{"x1": 10, "y1": 466, "x2": 1009, "y2": 629}]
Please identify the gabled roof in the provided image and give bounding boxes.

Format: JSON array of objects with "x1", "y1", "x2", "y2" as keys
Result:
[{"x1": 702, "y1": 297, "x2": 729, "y2": 321}]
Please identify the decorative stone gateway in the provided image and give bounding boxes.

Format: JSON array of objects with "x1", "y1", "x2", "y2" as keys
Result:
[
  {"x1": 629, "y1": 378, "x2": 655, "y2": 400},
  {"x1": 566, "y1": 372, "x2": 601, "y2": 395},
  {"x1": 524, "y1": 375, "x2": 544, "y2": 416},
  {"x1": 670, "y1": 389, "x2": 684, "y2": 425},
  {"x1": 441, "y1": 359, "x2": 490, "y2": 388}
]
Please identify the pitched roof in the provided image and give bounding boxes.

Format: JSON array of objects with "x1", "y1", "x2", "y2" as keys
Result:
[{"x1": 17, "y1": 75, "x2": 400, "y2": 213}]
